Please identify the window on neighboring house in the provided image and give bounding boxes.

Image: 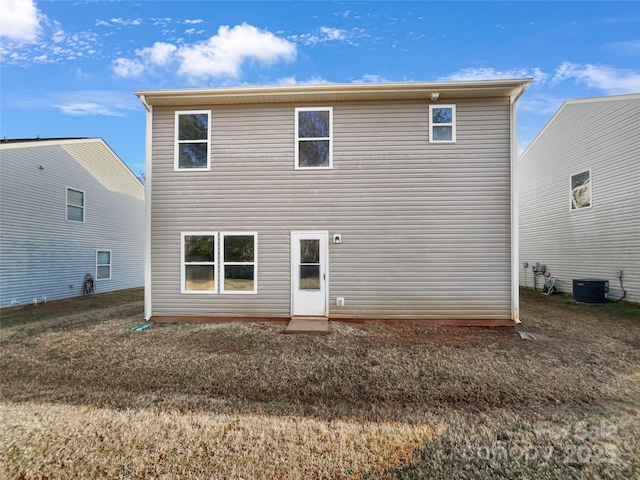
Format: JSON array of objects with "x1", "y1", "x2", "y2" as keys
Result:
[
  {"x1": 175, "y1": 111, "x2": 211, "y2": 170},
  {"x1": 295, "y1": 107, "x2": 333, "y2": 169},
  {"x1": 96, "y1": 250, "x2": 112, "y2": 280},
  {"x1": 181, "y1": 233, "x2": 217, "y2": 293},
  {"x1": 429, "y1": 105, "x2": 456, "y2": 143},
  {"x1": 570, "y1": 170, "x2": 592, "y2": 210},
  {"x1": 66, "y1": 188, "x2": 85, "y2": 222},
  {"x1": 221, "y1": 233, "x2": 257, "y2": 294}
]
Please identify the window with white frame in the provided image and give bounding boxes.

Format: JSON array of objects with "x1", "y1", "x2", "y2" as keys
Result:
[
  {"x1": 181, "y1": 233, "x2": 217, "y2": 293},
  {"x1": 295, "y1": 107, "x2": 333, "y2": 169},
  {"x1": 221, "y1": 233, "x2": 257, "y2": 294},
  {"x1": 66, "y1": 188, "x2": 85, "y2": 222},
  {"x1": 570, "y1": 169, "x2": 592, "y2": 210},
  {"x1": 96, "y1": 250, "x2": 112, "y2": 280},
  {"x1": 429, "y1": 105, "x2": 456, "y2": 143},
  {"x1": 175, "y1": 111, "x2": 211, "y2": 170}
]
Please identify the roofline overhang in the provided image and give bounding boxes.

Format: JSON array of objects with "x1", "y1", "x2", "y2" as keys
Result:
[{"x1": 135, "y1": 79, "x2": 533, "y2": 107}]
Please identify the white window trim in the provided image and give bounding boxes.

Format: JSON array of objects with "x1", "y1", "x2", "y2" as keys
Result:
[
  {"x1": 181, "y1": 232, "x2": 218, "y2": 294},
  {"x1": 569, "y1": 168, "x2": 593, "y2": 211},
  {"x1": 295, "y1": 106, "x2": 333, "y2": 170},
  {"x1": 174, "y1": 110, "x2": 211, "y2": 171},
  {"x1": 429, "y1": 104, "x2": 456, "y2": 143},
  {"x1": 220, "y1": 232, "x2": 258, "y2": 294},
  {"x1": 66, "y1": 187, "x2": 85, "y2": 223},
  {"x1": 96, "y1": 249, "x2": 112, "y2": 281}
]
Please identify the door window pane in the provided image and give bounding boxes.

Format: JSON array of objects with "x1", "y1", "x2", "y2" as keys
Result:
[
  {"x1": 299, "y1": 265, "x2": 320, "y2": 290},
  {"x1": 300, "y1": 239, "x2": 319, "y2": 263}
]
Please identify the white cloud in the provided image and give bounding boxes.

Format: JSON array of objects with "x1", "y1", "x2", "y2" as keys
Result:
[
  {"x1": 111, "y1": 23, "x2": 295, "y2": 81},
  {"x1": 136, "y1": 41, "x2": 177, "y2": 66},
  {"x1": 112, "y1": 57, "x2": 145, "y2": 78},
  {"x1": 276, "y1": 75, "x2": 330, "y2": 86},
  {"x1": 551, "y1": 62, "x2": 640, "y2": 95},
  {"x1": 353, "y1": 74, "x2": 391, "y2": 83},
  {"x1": 602, "y1": 40, "x2": 640, "y2": 57},
  {"x1": 109, "y1": 18, "x2": 142, "y2": 27},
  {"x1": 185, "y1": 19, "x2": 204, "y2": 25},
  {"x1": 440, "y1": 67, "x2": 548, "y2": 85},
  {"x1": 0, "y1": 0, "x2": 44, "y2": 43},
  {"x1": 291, "y1": 26, "x2": 350, "y2": 46},
  {"x1": 517, "y1": 93, "x2": 565, "y2": 116},
  {"x1": 54, "y1": 102, "x2": 126, "y2": 117},
  {"x1": 177, "y1": 23, "x2": 296, "y2": 80}
]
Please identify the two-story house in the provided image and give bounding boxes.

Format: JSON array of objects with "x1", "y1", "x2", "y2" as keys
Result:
[
  {"x1": 0, "y1": 137, "x2": 145, "y2": 308},
  {"x1": 136, "y1": 80, "x2": 530, "y2": 325}
]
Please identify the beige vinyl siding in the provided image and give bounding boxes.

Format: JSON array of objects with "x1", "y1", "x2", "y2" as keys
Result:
[
  {"x1": 150, "y1": 98, "x2": 513, "y2": 319},
  {"x1": 519, "y1": 95, "x2": 640, "y2": 303}
]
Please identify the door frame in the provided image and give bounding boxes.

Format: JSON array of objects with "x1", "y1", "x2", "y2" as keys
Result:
[{"x1": 290, "y1": 231, "x2": 329, "y2": 318}]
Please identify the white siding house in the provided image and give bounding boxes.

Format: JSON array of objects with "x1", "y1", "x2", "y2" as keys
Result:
[
  {"x1": 519, "y1": 94, "x2": 640, "y2": 303},
  {"x1": 137, "y1": 80, "x2": 531, "y2": 325},
  {"x1": 0, "y1": 138, "x2": 145, "y2": 308}
]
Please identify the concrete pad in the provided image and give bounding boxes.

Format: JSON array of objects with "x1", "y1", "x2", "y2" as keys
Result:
[{"x1": 285, "y1": 318, "x2": 329, "y2": 334}]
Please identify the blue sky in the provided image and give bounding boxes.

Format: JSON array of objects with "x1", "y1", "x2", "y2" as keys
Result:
[{"x1": 1, "y1": 0, "x2": 639, "y2": 176}]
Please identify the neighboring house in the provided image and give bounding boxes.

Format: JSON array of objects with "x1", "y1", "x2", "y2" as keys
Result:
[
  {"x1": 0, "y1": 137, "x2": 145, "y2": 308},
  {"x1": 519, "y1": 94, "x2": 640, "y2": 303},
  {"x1": 136, "y1": 79, "x2": 531, "y2": 325}
]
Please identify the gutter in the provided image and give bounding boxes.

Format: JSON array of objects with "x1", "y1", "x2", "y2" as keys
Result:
[
  {"x1": 509, "y1": 81, "x2": 531, "y2": 325},
  {"x1": 139, "y1": 94, "x2": 153, "y2": 321}
]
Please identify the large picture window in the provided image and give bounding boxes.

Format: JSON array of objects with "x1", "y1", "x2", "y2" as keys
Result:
[
  {"x1": 175, "y1": 111, "x2": 210, "y2": 170},
  {"x1": 96, "y1": 250, "x2": 111, "y2": 280},
  {"x1": 221, "y1": 233, "x2": 257, "y2": 294},
  {"x1": 570, "y1": 169, "x2": 592, "y2": 210},
  {"x1": 66, "y1": 187, "x2": 85, "y2": 222},
  {"x1": 181, "y1": 233, "x2": 217, "y2": 293},
  {"x1": 295, "y1": 107, "x2": 333, "y2": 169},
  {"x1": 429, "y1": 105, "x2": 456, "y2": 143}
]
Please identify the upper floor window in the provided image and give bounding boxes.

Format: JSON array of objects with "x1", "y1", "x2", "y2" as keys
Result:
[
  {"x1": 175, "y1": 111, "x2": 210, "y2": 170},
  {"x1": 96, "y1": 250, "x2": 112, "y2": 280},
  {"x1": 570, "y1": 169, "x2": 591, "y2": 210},
  {"x1": 66, "y1": 188, "x2": 85, "y2": 222},
  {"x1": 429, "y1": 105, "x2": 456, "y2": 143},
  {"x1": 295, "y1": 107, "x2": 333, "y2": 169}
]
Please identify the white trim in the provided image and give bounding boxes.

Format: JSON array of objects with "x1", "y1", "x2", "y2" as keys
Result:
[
  {"x1": 569, "y1": 168, "x2": 592, "y2": 211},
  {"x1": 96, "y1": 249, "x2": 112, "y2": 281},
  {"x1": 295, "y1": 107, "x2": 333, "y2": 170},
  {"x1": 220, "y1": 232, "x2": 258, "y2": 294},
  {"x1": 66, "y1": 187, "x2": 85, "y2": 223},
  {"x1": 429, "y1": 104, "x2": 456, "y2": 143},
  {"x1": 174, "y1": 110, "x2": 211, "y2": 171},
  {"x1": 181, "y1": 232, "x2": 218, "y2": 294}
]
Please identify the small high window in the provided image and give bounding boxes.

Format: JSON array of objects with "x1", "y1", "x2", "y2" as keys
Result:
[
  {"x1": 66, "y1": 188, "x2": 85, "y2": 222},
  {"x1": 429, "y1": 105, "x2": 456, "y2": 143},
  {"x1": 570, "y1": 170, "x2": 592, "y2": 210},
  {"x1": 221, "y1": 233, "x2": 257, "y2": 294},
  {"x1": 96, "y1": 250, "x2": 111, "y2": 280},
  {"x1": 175, "y1": 111, "x2": 210, "y2": 170},
  {"x1": 181, "y1": 233, "x2": 217, "y2": 293},
  {"x1": 295, "y1": 107, "x2": 333, "y2": 169}
]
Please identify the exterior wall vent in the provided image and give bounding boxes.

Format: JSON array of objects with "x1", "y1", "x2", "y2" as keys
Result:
[{"x1": 573, "y1": 279, "x2": 609, "y2": 304}]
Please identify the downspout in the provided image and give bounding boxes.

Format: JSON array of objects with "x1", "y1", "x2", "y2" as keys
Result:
[
  {"x1": 139, "y1": 95, "x2": 153, "y2": 321},
  {"x1": 510, "y1": 83, "x2": 529, "y2": 325}
]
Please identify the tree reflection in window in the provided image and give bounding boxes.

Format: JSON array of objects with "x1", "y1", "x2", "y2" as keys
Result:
[
  {"x1": 296, "y1": 108, "x2": 332, "y2": 168},
  {"x1": 176, "y1": 112, "x2": 209, "y2": 169}
]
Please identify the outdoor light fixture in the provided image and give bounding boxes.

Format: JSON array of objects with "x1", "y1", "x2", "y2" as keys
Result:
[{"x1": 430, "y1": 92, "x2": 440, "y2": 101}]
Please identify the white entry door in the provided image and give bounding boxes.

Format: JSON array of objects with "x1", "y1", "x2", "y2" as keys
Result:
[{"x1": 291, "y1": 231, "x2": 328, "y2": 317}]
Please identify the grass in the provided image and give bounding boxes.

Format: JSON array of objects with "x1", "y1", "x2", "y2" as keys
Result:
[{"x1": 1, "y1": 287, "x2": 639, "y2": 479}]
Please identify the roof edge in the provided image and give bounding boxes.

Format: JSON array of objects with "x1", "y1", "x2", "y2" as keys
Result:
[{"x1": 135, "y1": 79, "x2": 533, "y2": 106}]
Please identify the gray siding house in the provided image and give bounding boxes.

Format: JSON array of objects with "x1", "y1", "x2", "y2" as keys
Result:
[
  {"x1": 0, "y1": 138, "x2": 145, "y2": 308},
  {"x1": 519, "y1": 94, "x2": 640, "y2": 303},
  {"x1": 136, "y1": 80, "x2": 531, "y2": 325}
]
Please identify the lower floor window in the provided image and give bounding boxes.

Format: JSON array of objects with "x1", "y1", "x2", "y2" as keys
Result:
[
  {"x1": 96, "y1": 250, "x2": 111, "y2": 280},
  {"x1": 222, "y1": 233, "x2": 257, "y2": 293},
  {"x1": 181, "y1": 232, "x2": 257, "y2": 294}
]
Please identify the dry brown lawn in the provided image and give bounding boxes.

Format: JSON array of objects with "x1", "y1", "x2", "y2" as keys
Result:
[{"x1": 1, "y1": 288, "x2": 639, "y2": 479}]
